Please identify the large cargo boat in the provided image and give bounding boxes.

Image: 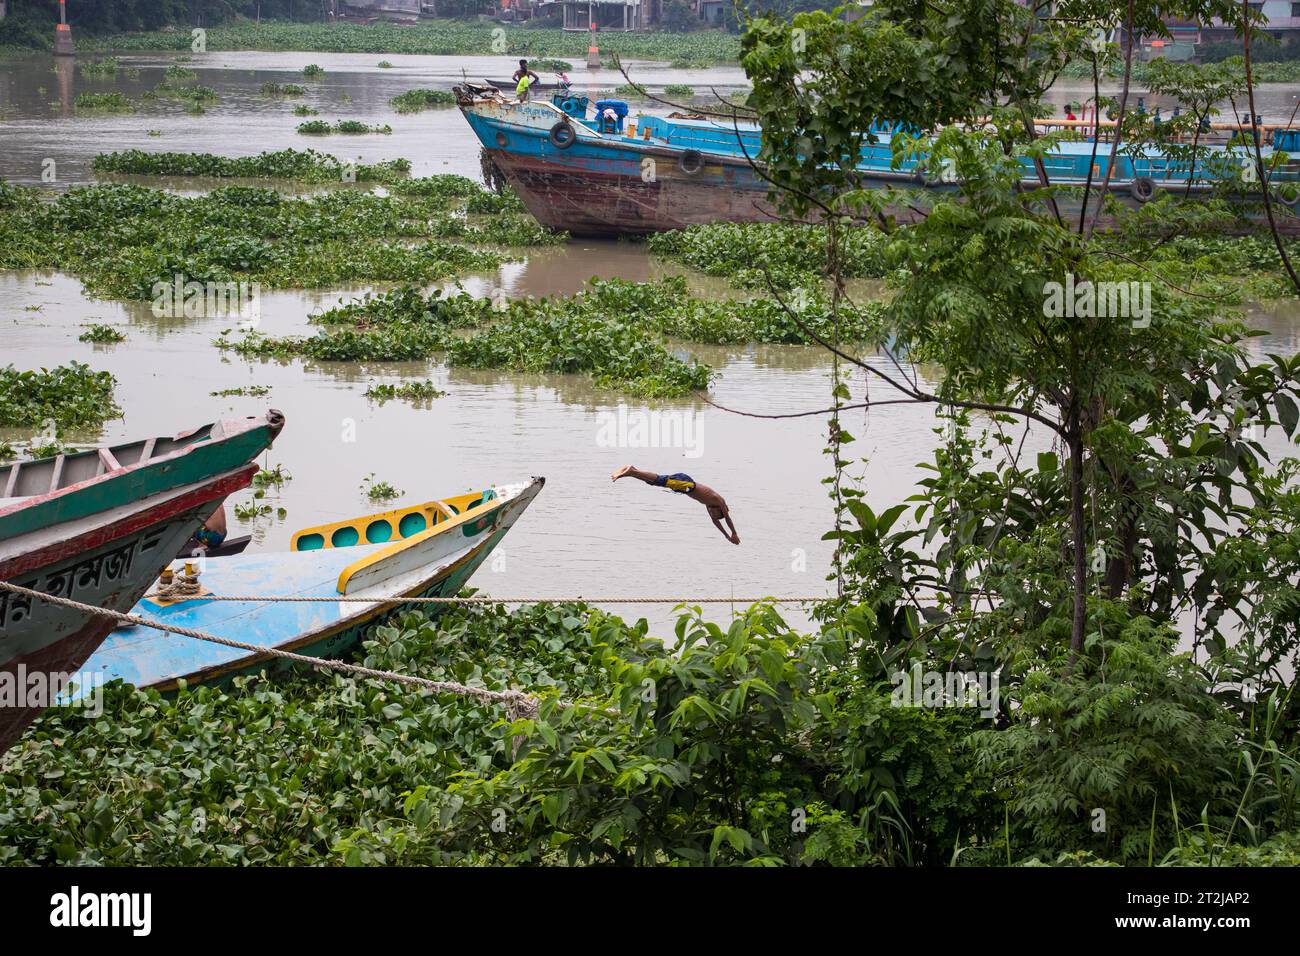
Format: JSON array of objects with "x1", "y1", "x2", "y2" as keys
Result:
[{"x1": 454, "y1": 83, "x2": 1300, "y2": 237}]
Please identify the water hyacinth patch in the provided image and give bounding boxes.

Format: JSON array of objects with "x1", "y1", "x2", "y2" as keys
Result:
[
  {"x1": 389, "y1": 89, "x2": 456, "y2": 113},
  {"x1": 649, "y1": 222, "x2": 891, "y2": 290},
  {"x1": 81, "y1": 21, "x2": 742, "y2": 63},
  {"x1": 77, "y1": 323, "x2": 126, "y2": 344},
  {"x1": 78, "y1": 56, "x2": 120, "y2": 78},
  {"x1": 91, "y1": 148, "x2": 409, "y2": 183},
  {"x1": 73, "y1": 92, "x2": 134, "y2": 112},
  {"x1": 260, "y1": 81, "x2": 306, "y2": 97},
  {"x1": 297, "y1": 120, "x2": 393, "y2": 135},
  {"x1": 0, "y1": 170, "x2": 556, "y2": 302},
  {"x1": 364, "y1": 381, "x2": 447, "y2": 404},
  {"x1": 0, "y1": 362, "x2": 120, "y2": 432},
  {"x1": 220, "y1": 274, "x2": 877, "y2": 396}
]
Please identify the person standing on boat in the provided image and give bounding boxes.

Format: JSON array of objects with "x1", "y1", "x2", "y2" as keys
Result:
[
  {"x1": 513, "y1": 59, "x2": 540, "y2": 102},
  {"x1": 611, "y1": 466, "x2": 740, "y2": 545}
]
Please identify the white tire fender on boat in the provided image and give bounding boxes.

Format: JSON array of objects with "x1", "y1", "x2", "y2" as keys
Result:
[
  {"x1": 1130, "y1": 176, "x2": 1157, "y2": 203},
  {"x1": 679, "y1": 149, "x2": 704, "y2": 175}
]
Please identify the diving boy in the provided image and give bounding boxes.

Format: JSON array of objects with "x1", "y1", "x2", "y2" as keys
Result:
[{"x1": 611, "y1": 465, "x2": 740, "y2": 545}]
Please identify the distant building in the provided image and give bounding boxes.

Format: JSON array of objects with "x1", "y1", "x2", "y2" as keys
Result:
[
  {"x1": 696, "y1": 0, "x2": 728, "y2": 26},
  {"x1": 558, "y1": 0, "x2": 656, "y2": 31},
  {"x1": 340, "y1": 0, "x2": 422, "y2": 17}
]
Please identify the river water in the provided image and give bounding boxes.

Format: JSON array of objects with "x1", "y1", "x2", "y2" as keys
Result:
[{"x1": 1, "y1": 51, "x2": 1298, "y2": 635}]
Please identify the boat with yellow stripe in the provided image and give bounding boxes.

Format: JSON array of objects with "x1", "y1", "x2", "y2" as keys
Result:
[{"x1": 75, "y1": 477, "x2": 544, "y2": 692}]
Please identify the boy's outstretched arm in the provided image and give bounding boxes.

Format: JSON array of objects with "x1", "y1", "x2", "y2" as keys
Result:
[{"x1": 711, "y1": 511, "x2": 740, "y2": 545}]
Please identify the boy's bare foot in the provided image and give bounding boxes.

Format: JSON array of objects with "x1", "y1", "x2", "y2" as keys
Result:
[{"x1": 611, "y1": 465, "x2": 635, "y2": 481}]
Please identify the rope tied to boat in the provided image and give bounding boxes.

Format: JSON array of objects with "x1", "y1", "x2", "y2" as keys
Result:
[
  {"x1": 0, "y1": 580, "x2": 540, "y2": 720},
  {"x1": 137, "y1": 593, "x2": 833, "y2": 605},
  {"x1": 154, "y1": 570, "x2": 203, "y2": 601}
]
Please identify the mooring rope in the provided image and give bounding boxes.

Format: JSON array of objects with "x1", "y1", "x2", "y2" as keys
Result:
[
  {"x1": 138, "y1": 593, "x2": 831, "y2": 604},
  {"x1": 154, "y1": 571, "x2": 203, "y2": 601},
  {"x1": 0, "y1": 580, "x2": 540, "y2": 720}
]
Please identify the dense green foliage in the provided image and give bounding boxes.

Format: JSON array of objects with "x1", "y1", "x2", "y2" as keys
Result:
[
  {"x1": 388, "y1": 89, "x2": 456, "y2": 114},
  {"x1": 650, "y1": 222, "x2": 890, "y2": 290},
  {"x1": 73, "y1": 91, "x2": 134, "y2": 112},
  {"x1": 0, "y1": 601, "x2": 996, "y2": 866},
  {"x1": 0, "y1": 362, "x2": 120, "y2": 432},
  {"x1": 220, "y1": 275, "x2": 880, "y2": 396},
  {"x1": 91, "y1": 148, "x2": 409, "y2": 183},
  {"x1": 297, "y1": 120, "x2": 392, "y2": 135},
  {"x1": 0, "y1": 171, "x2": 557, "y2": 300},
  {"x1": 71, "y1": 20, "x2": 741, "y2": 62},
  {"x1": 4, "y1": 4, "x2": 1300, "y2": 870}
]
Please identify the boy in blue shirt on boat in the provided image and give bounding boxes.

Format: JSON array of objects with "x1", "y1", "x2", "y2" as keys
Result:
[{"x1": 611, "y1": 465, "x2": 740, "y2": 545}]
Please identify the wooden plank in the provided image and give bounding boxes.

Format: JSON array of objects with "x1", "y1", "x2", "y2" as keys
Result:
[
  {"x1": 3, "y1": 463, "x2": 19, "y2": 500},
  {"x1": 98, "y1": 447, "x2": 121, "y2": 472},
  {"x1": 48, "y1": 454, "x2": 65, "y2": 494}
]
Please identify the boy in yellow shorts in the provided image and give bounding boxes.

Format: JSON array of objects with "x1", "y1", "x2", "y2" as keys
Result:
[{"x1": 611, "y1": 465, "x2": 740, "y2": 545}]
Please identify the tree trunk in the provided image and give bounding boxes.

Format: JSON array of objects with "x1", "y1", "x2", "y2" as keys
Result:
[{"x1": 1069, "y1": 425, "x2": 1088, "y2": 654}]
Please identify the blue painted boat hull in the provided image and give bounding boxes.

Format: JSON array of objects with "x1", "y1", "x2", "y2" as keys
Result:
[{"x1": 76, "y1": 477, "x2": 544, "y2": 694}]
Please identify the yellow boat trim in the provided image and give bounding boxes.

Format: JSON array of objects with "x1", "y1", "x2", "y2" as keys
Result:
[
  {"x1": 289, "y1": 489, "x2": 496, "y2": 553},
  {"x1": 334, "y1": 493, "x2": 504, "y2": 594}
]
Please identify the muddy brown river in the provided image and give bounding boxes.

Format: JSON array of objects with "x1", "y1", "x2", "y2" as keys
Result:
[{"x1": 2, "y1": 51, "x2": 1299, "y2": 634}]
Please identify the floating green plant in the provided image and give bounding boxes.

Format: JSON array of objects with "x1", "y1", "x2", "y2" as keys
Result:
[
  {"x1": 78, "y1": 57, "x2": 120, "y2": 78},
  {"x1": 210, "y1": 384, "x2": 272, "y2": 397},
  {"x1": 297, "y1": 119, "x2": 392, "y2": 135},
  {"x1": 364, "y1": 380, "x2": 447, "y2": 404},
  {"x1": 73, "y1": 92, "x2": 134, "y2": 113},
  {"x1": 91, "y1": 148, "x2": 409, "y2": 182},
  {"x1": 0, "y1": 362, "x2": 120, "y2": 431},
  {"x1": 260, "y1": 81, "x2": 307, "y2": 97},
  {"x1": 362, "y1": 474, "x2": 402, "y2": 501},
  {"x1": 77, "y1": 324, "x2": 126, "y2": 344},
  {"x1": 388, "y1": 88, "x2": 455, "y2": 113}
]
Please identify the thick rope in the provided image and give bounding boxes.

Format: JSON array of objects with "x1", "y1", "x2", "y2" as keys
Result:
[
  {"x1": 139, "y1": 593, "x2": 831, "y2": 604},
  {"x1": 155, "y1": 572, "x2": 202, "y2": 601},
  {"x1": 0, "y1": 580, "x2": 539, "y2": 720}
]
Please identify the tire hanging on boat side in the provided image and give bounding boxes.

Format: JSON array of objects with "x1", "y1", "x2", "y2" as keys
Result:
[
  {"x1": 679, "y1": 149, "x2": 704, "y2": 175},
  {"x1": 549, "y1": 121, "x2": 576, "y2": 149},
  {"x1": 1130, "y1": 176, "x2": 1156, "y2": 203}
]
